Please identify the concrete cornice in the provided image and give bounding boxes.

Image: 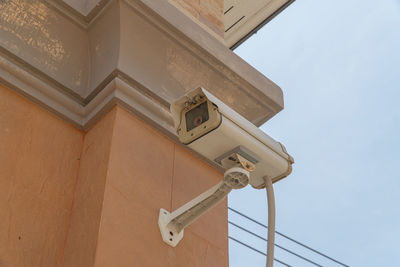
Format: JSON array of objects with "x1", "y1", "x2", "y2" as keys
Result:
[
  {"x1": 44, "y1": 0, "x2": 112, "y2": 28},
  {"x1": 0, "y1": 0, "x2": 284, "y2": 133},
  {"x1": 0, "y1": 53, "x2": 171, "y2": 135}
]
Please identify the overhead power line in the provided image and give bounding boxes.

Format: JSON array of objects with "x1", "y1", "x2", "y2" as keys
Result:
[
  {"x1": 229, "y1": 236, "x2": 291, "y2": 267},
  {"x1": 229, "y1": 221, "x2": 323, "y2": 267},
  {"x1": 228, "y1": 207, "x2": 349, "y2": 267}
]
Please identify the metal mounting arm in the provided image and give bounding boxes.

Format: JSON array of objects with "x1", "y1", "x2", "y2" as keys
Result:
[{"x1": 158, "y1": 167, "x2": 249, "y2": 247}]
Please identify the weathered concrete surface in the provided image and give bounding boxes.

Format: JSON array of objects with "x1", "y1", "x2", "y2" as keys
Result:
[
  {"x1": 0, "y1": 0, "x2": 284, "y2": 128},
  {"x1": 171, "y1": 0, "x2": 224, "y2": 37}
]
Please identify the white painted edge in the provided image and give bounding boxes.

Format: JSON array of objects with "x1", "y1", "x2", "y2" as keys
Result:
[
  {"x1": 225, "y1": 0, "x2": 291, "y2": 48},
  {"x1": 0, "y1": 56, "x2": 85, "y2": 124}
]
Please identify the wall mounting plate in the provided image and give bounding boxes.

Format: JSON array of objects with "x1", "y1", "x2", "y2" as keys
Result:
[
  {"x1": 158, "y1": 209, "x2": 184, "y2": 247},
  {"x1": 215, "y1": 146, "x2": 260, "y2": 171}
]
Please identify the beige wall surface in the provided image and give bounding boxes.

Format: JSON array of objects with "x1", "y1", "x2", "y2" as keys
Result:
[
  {"x1": 171, "y1": 0, "x2": 224, "y2": 37},
  {"x1": 0, "y1": 85, "x2": 228, "y2": 267}
]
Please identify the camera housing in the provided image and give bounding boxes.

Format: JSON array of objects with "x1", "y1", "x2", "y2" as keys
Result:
[
  {"x1": 158, "y1": 87, "x2": 294, "y2": 247},
  {"x1": 171, "y1": 87, "x2": 294, "y2": 188}
]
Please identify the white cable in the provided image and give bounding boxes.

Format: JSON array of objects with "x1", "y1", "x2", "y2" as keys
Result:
[{"x1": 264, "y1": 176, "x2": 276, "y2": 267}]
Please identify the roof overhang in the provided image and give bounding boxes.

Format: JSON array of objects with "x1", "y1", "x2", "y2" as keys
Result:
[{"x1": 224, "y1": 0, "x2": 295, "y2": 49}]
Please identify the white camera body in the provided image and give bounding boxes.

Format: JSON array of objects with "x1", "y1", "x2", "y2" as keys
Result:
[{"x1": 170, "y1": 87, "x2": 294, "y2": 188}]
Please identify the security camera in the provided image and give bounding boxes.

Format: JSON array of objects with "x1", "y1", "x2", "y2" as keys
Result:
[
  {"x1": 159, "y1": 87, "x2": 294, "y2": 253},
  {"x1": 170, "y1": 87, "x2": 294, "y2": 188}
]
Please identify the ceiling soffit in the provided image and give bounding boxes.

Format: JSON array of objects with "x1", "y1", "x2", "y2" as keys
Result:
[{"x1": 224, "y1": 0, "x2": 295, "y2": 49}]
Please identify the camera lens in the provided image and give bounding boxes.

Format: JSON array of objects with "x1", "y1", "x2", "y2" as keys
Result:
[
  {"x1": 185, "y1": 101, "x2": 209, "y2": 131},
  {"x1": 193, "y1": 116, "x2": 203, "y2": 127}
]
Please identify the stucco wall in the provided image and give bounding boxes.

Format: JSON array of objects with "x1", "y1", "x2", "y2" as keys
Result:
[
  {"x1": 0, "y1": 84, "x2": 83, "y2": 266},
  {"x1": 92, "y1": 107, "x2": 228, "y2": 267},
  {"x1": 64, "y1": 106, "x2": 228, "y2": 266},
  {"x1": 0, "y1": 85, "x2": 228, "y2": 266},
  {"x1": 171, "y1": 0, "x2": 224, "y2": 37},
  {"x1": 62, "y1": 108, "x2": 117, "y2": 267}
]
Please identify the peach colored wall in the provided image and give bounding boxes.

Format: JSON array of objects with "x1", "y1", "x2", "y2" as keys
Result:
[
  {"x1": 171, "y1": 0, "x2": 224, "y2": 36},
  {"x1": 0, "y1": 85, "x2": 228, "y2": 266},
  {"x1": 0, "y1": 85, "x2": 83, "y2": 266},
  {"x1": 0, "y1": 86, "x2": 228, "y2": 267},
  {"x1": 92, "y1": 107, "x2": 228, "y2": 267},
  {"x1": 62, "y1": 109, "x2": 117, "y2": 267}
]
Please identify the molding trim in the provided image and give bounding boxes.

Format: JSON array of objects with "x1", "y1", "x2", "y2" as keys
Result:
[
  {"x1": 44, "y1": 0, "x2": 112, "y2": 28},
  {"x1": 0, "y1": 53, "x2": 173, "y2": 132},
  {"x1": 0, "y1": 56, "x2": 225, "y2": 172}
]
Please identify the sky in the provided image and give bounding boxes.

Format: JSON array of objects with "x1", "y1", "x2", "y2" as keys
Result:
[{"x1": 228, "y1": 0, "x2": 400, "y2": 266}]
